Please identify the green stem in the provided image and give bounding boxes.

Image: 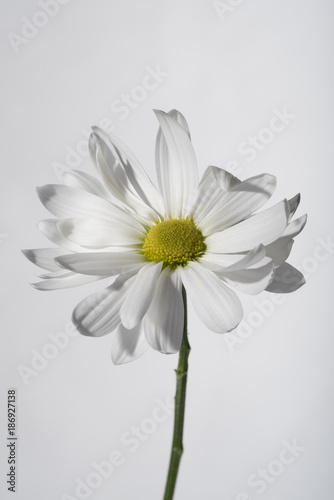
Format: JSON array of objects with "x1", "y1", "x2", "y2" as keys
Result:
[{"x1": 163, "y1": 286, "x2": 191, "y2": 500}]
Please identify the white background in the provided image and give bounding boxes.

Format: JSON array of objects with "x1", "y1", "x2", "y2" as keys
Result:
[{"x1": 1, "y1": 1, "x2": 334, "y2": 499}]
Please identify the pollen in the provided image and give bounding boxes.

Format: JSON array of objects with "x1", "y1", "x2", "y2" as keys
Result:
[{"x1": 143, "y1": 218, "x2": 206, "y2": 267}]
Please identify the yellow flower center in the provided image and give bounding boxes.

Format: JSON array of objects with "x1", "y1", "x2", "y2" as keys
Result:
[{"x1": 143, "y1": 218, "x2": 206, "y2": 267}]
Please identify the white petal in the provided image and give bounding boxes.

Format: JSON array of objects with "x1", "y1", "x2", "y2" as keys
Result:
[
  {"x1": 22, "y1": 248, "x2": 66, "y2": 271},
  {"x1": 287, "y1": 194, "x2": 301, "y2": 220},
  {"x1": 203, "y1": 166, "x2": 241, "y2": 192},
  {"x1": 32, "y1": 272, "x2": 103, "y2": 291},
  {"x1": 264, "y1": 215, "x2": 307, "y2": 266},
  {"x1": 120, "y1": 262, "x2": 163, "y2": 329},
  {"x1": 55, "y1": 251, "x2": 146, "y2": 276},
  {"x1": 36, "y1": 269, "x2": 74, "y2": 279},
  {"x1": 220, "y1": 258, "x2": 275, "y2": 295},
  {"x1": 265, "y1": 239, "x2": 294, "y2": 267},
  {"x1": 222, "y1": 245, "x2": 267, "y2": 271},
  {"x1": 199, "y1": 252, "x2": 248, "y2": 271},
  {"x1": 168, "y1": 109, "x2": 191, "y2": 137},
  {"x1": 206, "y1": 200, "x2": 289, "y2": 253},
  {"x1": 281, "y1": 214, "x2": 307, "y2": 239},
  {"x1": 190, "y1": 167, "x2": 242, "y2": 229},
  {"x1": 200, "y1": 245, "x2": 266, "y2": 273},
  {"x1": 154, "y1": 110, "x2": 198, "y2": 218},
  {"x1": 62, "y1": 169, "x2": 112, "y2": 200},
  {"x1": 143, "y1": 267, "x2": 184, "y2": 353},
  {"x1": 112, "y1": 323, "x2": 149, "y2": 365},
  {"x1": 190, "y1": 167, "x2": 228, "y2": 225},
  {"x1": 72, "y1": 274, "x2": 134, "y2": 337},
  {"x1": 90, "y1": 127, "x2": 165, "y2": 217},
  {"x1": 197, "y1": 174, "x2": 277, "y2": 235},
  {"x1": 37, "y1": 184, "x2": 139, "y2": 228},
  {"x1": 266, "y1": 263, "x2": 306, "y2": 293},
  {"x1": 93, "y1": 142, "x2": 160, "y2": 225},
  {"x1": 57, "y1": 218, "x2": 145, "y2": 248},
  {"x1": 37, "y1": 219, "x2": 88, "y2": 253},
  {"x1": 180, "y1": 262, "x2": 243, "y2": 333}
]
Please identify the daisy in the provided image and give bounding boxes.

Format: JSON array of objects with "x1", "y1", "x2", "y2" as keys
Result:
[{"x1": 23, "y1": 109, "x2": 307, "y2": 364}]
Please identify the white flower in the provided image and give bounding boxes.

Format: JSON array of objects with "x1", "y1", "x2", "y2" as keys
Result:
[{"x1": 23, "y1": 110, "x2": 307, "y2": 364}]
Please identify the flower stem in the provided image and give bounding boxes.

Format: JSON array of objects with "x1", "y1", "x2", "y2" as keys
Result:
[{"x1": 163, "y1": 285, "x2": 190, "y2": 500}]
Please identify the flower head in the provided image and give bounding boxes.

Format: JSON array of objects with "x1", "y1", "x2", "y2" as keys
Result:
[
  {"x1": 23, "y1": 110, "x2": 307, "y2": 364},
  {"x1": 143, "y1": 218, "x2": 206, "y2": 266}
]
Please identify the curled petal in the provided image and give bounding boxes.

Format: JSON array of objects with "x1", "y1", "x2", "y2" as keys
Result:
[
  {"x1": 266, "y1": 263, "x2": 306, "y2": 293},
  {"x1": 56, "y1": 251, "x2": 146, "y2": 276},
  {"x1": 37, "y1": 184, "x2": 136, "y2": 226},
  {"x1": 219, "y1": 258, "x2": 275, "y2": 295},
  {"x1": 32, "y1": 272, "x2": 103, "y2": 291},
  {"x1": 112, "y1": 323, "x2": 149, "y2": 365},
  {"x1": 22, "y1": 248, "x2": 66, "y2": 272},
  {"x1": 200, "y1": 245, "x2": 266, "y2": 272},
  {"x1": 200, "y1": 166, "x2": 241, "y2": 193},
  {"x1": 90, "y1": 126, "x2": 165, "y2": 219},
  {"x1": 57, "y1": 218, "x2": 145, "y2": 248},
  {"x1": 37, "y1": 219, "x2": 88, "y2": 253},
  {"x1": 62, "y1": 169, "x2": 112, "y2": 200},
  {"x1": 287, "y1": 194, "x2": 301, "y2": 220},
  {"x1": 265, "y1": 239, "x2": 294, "y2": 267},
  {"x1": 281, "y1": 214, "x2": 307, "y2": 239}
]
